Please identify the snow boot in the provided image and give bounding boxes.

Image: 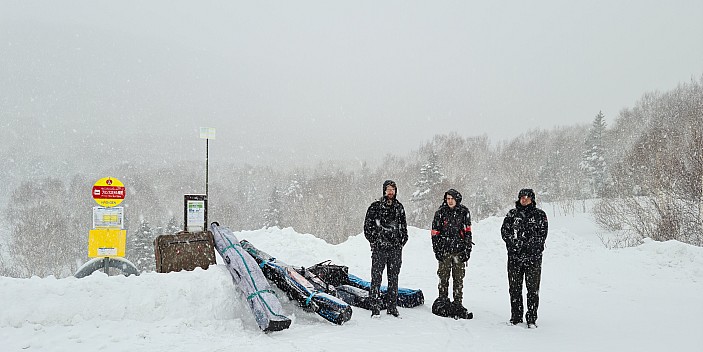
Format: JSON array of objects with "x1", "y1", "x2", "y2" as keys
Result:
[
  {"x1": 451, "y1": 301, "x2": 473, "y2": 320},
  {"x1": 510, "y1": 315, "x2": 523, "y2": 325}
]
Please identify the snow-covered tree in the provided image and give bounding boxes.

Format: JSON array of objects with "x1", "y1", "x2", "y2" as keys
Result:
[
  {"x1": 4, "y1": 178, "x2": 80, "y2": 278},
  {"x1": 164, "y1": 216, "x2": 181, "y2": 235},
  {"x1": 594, "y1": 77, "x2": 703, "y2": 246},
  {"x1": 410, "y1": 152, "x2": 447, "y2": 227},
  {"x1": 282, "y1": 175, "x2": 311, "y2": 228},
  {"x1": 130, "y1": 219, "x2": 155, "y2": 272},
  {"x1": 471, "y1": 178, "x2": 501, "y2": 220},
  {"x1": 263, "y1": 186, "x2": 283, "y2": 228},
  {"x1": 580, "y1": 111, "x2": 608, "y2": 198}
]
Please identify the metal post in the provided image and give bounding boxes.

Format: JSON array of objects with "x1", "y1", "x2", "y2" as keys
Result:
[
  {"x1": 103, "y1": 257, "x2": 109, "y2": 275},
  {"x1": 206, "y1": 138, "x2": 209, "y2": 199},
  {"x1": 205, "y1": 138, "x2": 209, "y2": 230},
  {"x1": 199, "y1": 127, "x2": 215, "y2": 233}
]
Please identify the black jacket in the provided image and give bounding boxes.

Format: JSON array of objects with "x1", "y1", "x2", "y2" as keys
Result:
[
  {"x1": 501, "y1": 201, "x2": 548, "y2": 262},
  {"x1": 364, "y1": 197, "x2": 408, "y2": 251},
  {"x1": 431, "y1": 189, "x2": 472, "y2": 261}
]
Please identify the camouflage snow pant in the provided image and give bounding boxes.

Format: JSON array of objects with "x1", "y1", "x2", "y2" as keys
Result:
[{"x1": 437, "y1": 252, "x2": 466, "y2": 305}]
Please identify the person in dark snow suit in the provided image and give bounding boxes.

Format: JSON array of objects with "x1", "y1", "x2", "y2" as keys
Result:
[
  {"x1": 364, "y1": 180, "x2": 408, "y2": 318},
  {"x1": 501, "y1": 188, "x2": 548, "y2": 327},
  {"x1": 431, "y1": 189, "x2": 472, "y2": 317}
]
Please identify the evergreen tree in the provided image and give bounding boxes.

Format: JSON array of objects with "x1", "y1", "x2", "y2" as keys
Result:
[
  {"x1": 283, "y1": 173, "x2": 320, "y2": 231},
  {"x1": 130, "y1": 219, "x2": 155, "y2": 272},
  {"x1": 580, "y1": 111, "x2": 608, "y2": 198},
  {"x1": 410, "y1": 152, "x2": 447, "y2": 227},
  {"x1": 472, "y1": 178, "x2": 501, "y2": 220},
  {"x1": 263, "y1": 186, "x2": 283, "y2": 228},
  {"x1": 164, "y1": 216, "x2": 181, "y2": 235},
  {"x1": 539, "y1": 149, "x2": 565, "y2": 202}
]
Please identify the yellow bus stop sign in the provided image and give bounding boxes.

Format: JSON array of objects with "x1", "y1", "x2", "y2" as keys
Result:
[
  {"x1": 88, "y1": 229, "x2": 126, "y2": 258},
  {"x1": 92, "y1": 177, "x2": 125, "y2": 207}
]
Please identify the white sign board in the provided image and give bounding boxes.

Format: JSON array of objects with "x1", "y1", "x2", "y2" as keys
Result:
[
  {"x1": 97, "y1": 247, "x2": 118, "y2": 256},
  {"x1": 92, "y1": 207, "x2": 124, "y2": 229},
  {"x1": 199, "y1": 127, "x2": 216, "y2": 140},
  {"x1": 186, "y1": 200, "x2": 206, "y2": 232}
]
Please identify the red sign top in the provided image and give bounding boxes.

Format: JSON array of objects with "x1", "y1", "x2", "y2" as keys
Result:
[
  {"x1": 93, "y1": 177, "x2": 125, "y2": 207},
  {"x1": 92, "y1": 186, "x2": 125, "y2": 200}
]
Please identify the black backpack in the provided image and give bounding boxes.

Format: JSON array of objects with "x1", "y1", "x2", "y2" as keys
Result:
[
  {"x1": 432, "y1": 297, "x2": 473, "y2": 319},
  {"x1": 306, "y1": 260, "x2": 350, "y2": 287}
]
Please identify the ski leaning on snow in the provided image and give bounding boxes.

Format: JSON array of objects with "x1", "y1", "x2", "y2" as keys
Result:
[
  {"x1": 239, "y1": 239, "x2": 353, "y2": 325},
  {"x1": 210, "y1": 222, "x2": 292, "y2": 332}
]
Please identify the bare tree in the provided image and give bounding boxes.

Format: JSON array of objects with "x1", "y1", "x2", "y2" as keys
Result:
[
  {"x1": 4, "y1": 178, "x2": 82, "y2": 277},
  {"x1": 594, "y1": 76, "x2": 703, "y2": 247}
]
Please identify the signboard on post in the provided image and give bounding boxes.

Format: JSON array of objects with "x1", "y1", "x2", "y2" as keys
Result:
[
  {"x1": 199, "y1": 127, "x2": 216, "y2": 140},
  {"x1": 92, "y1": 177, "x2": 125, "y2": 207},
  {"x1": 184, "y1": 194, "x2": 207, "y2": 232},
  {"x1": 89, "y1": 177, "x2": 127, "y2": 258},
  {"x1": 93, "y1": 206, "x2": 124, "y2": 229},
  {"x1": 76, "y1": 177, "x2": 138, "y2": 277}
]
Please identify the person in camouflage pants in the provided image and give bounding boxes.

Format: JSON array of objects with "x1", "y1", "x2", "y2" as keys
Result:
[{"x1": 431, "y1": 189, "x2": 472, "y2": 316}]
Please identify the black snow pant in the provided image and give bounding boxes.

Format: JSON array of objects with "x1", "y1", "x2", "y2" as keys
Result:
[
  {"x1": 507, "y1": 257, "x2": 542, "y2": 324},
  {"x1": 370, "y1": 248, "x2": 402, "y2": 313}
]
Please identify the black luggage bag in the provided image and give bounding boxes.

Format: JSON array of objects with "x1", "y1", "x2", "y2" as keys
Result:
[{"x1": 154, "y1": 231, "x2": 216, "y2": 273}]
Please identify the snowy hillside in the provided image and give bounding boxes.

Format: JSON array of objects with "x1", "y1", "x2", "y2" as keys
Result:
[{"x1": 1, "y1": 208, "x2": 702, "y2": 351}]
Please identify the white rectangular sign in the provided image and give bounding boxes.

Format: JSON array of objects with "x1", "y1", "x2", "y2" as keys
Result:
[
  {"x1": 199, "y1": 127, "x2": 216, "y2": 140},
  {"x1": 97, "y1": 247, "x2": 118, "y2": 256},
  {"x1": 92, "y1": 207, "x2": 124, "y2": 229},
  {"x1": 186, "y1": 200, "x2": 206, "y2": 232}
]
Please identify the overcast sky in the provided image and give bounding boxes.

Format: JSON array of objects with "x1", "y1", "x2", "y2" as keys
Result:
[{"x1": 1, "y1": 1, "x2": 702, "y2": 167}]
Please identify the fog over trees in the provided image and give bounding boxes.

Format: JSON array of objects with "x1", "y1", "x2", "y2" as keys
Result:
[{"x1": 1, "y1": 76, "x2": 701, "y2": 278}]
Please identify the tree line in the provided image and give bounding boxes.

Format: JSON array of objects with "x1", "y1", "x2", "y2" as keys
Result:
[{"x1": 1, "y1": 75, "x2": 701, "y2": 278}]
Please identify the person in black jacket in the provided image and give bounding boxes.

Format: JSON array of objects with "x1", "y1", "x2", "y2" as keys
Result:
[
  {"x1": 364, "y1": 180, "x2": 408, "y2": 318},
  {"x1": 431, "y1": 189, "x2": 472, "y2": 318},
  {"x1": 501, "y1": 188, "x2": 548, "y2": 328}
]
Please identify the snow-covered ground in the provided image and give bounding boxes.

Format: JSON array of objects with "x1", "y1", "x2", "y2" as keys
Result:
[{"x1": 1, "y1": 207, "x2": 702, "y2": 351}]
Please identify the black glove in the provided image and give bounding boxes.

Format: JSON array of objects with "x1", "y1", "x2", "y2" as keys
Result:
[
  {"x1": 457, "y1": 249, "x2": 470, "y2": 263},
  {"x1": 507, "y1": 242, "x2": 519, "y2": 255}
]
